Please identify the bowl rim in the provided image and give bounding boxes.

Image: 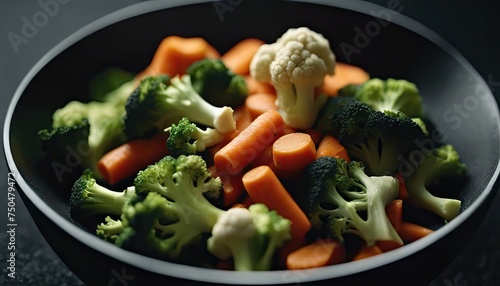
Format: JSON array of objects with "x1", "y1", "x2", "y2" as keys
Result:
[{"x1": 4, "y1": 0, "x2": 500, "y2": 284}]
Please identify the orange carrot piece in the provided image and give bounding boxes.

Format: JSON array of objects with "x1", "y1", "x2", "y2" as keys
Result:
[
  {"x1": 97, "y1": 132, "x2": 169, "y2": 185},
  {"x1": 216, "y1": 259, "x2": 234, "y2": 270},
  {"x1": 242, "y1": 165, "x2": 311, "y2": 243},
  {"x1": 272, "y1": 133, "x2": 317, "y2": 171},
  {"x1": 352, "y1": 244, "x2": 383, "y2": 261},
  {"x1": 245, "y1": 75, "x2": 275, "y2": 95},
  {"x1": 245, "y1": 92, "x2": 277, "y2": 121},
  {"x1": 322, "y1": 62, "x2": 370, "y2": 96},
  {"x1": 137, "y1": 36, "x2": 220, "y2": 79},
  {"x1": 375, "y1": 240, "x2": 402, "y2": 252},
  {"x1": 250, "y1": 145, "x2": 304, "y2": 180},
  {"x1": 385, "y1": 199, "x2": 403, "y2": 231},
  {"x1": 394, "y1": 173, "x2": 409, "y2": 200},
  {"x1": 398, "y1": 222, "x2": 433, "y2": 242},
  {"x1": 286, "y1": 239, "x2": 346, "y2": 270},
  {"x1": 221, "y1": 38, "x2": 265, "y2": 75},
  {"x1": 209, "y1": 165, "x2": 245, "y2": 207},
  {"x1": 214, "y1": 110, "x2": 287, "y2": 175},
  {"x1": 208, "y1": 105, "x2": 253, "y2": 156},
  {"x1": 315, "y1": 134, "x2": 350, "y2": 162}
]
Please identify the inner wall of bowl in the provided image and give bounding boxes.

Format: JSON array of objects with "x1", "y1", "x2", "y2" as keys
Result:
[{"x1": 8, "y1": 0, "x2": 500, "y2": 281}]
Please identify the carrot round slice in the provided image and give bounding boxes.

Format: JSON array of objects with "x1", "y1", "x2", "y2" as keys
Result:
[{"x1": 272, "y1": 133, "x2": 317, "y2": 171}]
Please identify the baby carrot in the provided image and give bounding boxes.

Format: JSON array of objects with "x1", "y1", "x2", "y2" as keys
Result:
[
  {"x1": 398, "y1": 222, "x2": 433, "y2": 242},
  {"x1": 322, "y1": 62, "x2": 370, "y2": 96},
  {"x1": 221, "y1": 38, "x2": 265, "y2": 75},
  {"x1": 137, "y1": 36, "x2": 220, "y2": 79},
  {"x1": 245, "y1": 75, "x2": 275, "y2": 95},
  {"x1": 97, "y1": 132, "x2": 169, "y2": 185},
  {"x1": 394, "y1": 173, "x2": 409, "y2": 200},
  {"x1": 385, "y1": 199, "x2": 403, "y2": 231},
  {"x1": 214, "y1": 110, "x2": 287, "y2": 175},
  {"x1": 245, "y1": 92, "x2": 277, "y2": 121},
  {"x1": 315, "y1": 134, "x2": 350, "y2": 162},
  {"x1": 352, "y1": 243, "x2": 383, "y2": 261},
  {"x1": 286, "y1": 238, "x2": 346, "y2": 270},
  {"x1": 242, "y1": 165, "x2": 311, "y2": 243},
  {"x1": 272, "y1": 133, "x2": 317, "y2": 172}
]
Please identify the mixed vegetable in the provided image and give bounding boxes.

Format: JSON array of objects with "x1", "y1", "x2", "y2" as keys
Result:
[{"x1": 38, "y1": 27, "x2": 467, "y2": 271}]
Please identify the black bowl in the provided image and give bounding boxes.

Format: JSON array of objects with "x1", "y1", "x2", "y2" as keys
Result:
[{"x1": 4, "y1": 0, "x2": 500, "y2": 285}]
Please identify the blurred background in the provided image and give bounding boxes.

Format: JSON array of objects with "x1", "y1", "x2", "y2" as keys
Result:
[{"x1": 1, "y1": 0, "x2": 499, "y2": 285}]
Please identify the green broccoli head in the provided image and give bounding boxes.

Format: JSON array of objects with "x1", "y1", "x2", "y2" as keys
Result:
[
  {"x1": 306, "y1": 157, "x2": 402, "y2": 246},
  {"x1": 69, "y1": 169, "x2": 137, "y2": 217},
  {"x1": 133, "y1": 155, "x2": 224, "y2": 239},
  {"x1": 327, "y1": 97, "x2": 426, "y2": 176},
  {"x1": 124, "y1": 74, "x2": 236, "y2": 140},
  {"x1": 123, "y1": 75, "x2": 171, "y2": 139},
  {"x1": 38, "y1": 100, "x2": 127, "y2": 179},
  {"x1": 207, "y1": 204, "x2": 291, "y2": 271},
  {"x1": 341, "y1": 78, "x2": 423, "y2": 118},
  {"x1": 166, "y1": 117, "x2": 225, "y2": 158},
  {"x1": 187, "y1": 58, "x2": 248, "y2": 108},
  {"x1": 96, "y1": 216, "x2": 124, "y2": 243},
  {"x1": 405, "y1": 144, "x2": 466, "y2": 221}
]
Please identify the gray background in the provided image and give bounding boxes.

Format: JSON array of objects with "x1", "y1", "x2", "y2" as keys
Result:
[{"x1": 1, "y1": 0, "x2": 499, "y2": 285}]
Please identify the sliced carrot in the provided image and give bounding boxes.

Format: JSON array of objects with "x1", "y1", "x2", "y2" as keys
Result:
[
  {"x1": 272, "y1": 133, "x2": 317, "y2": 172},
  {"x1": 249, "y1": 145, "x2": 303, "y2": 180},
  {"x1": 315, "y1": 134, "x2": 350, "y2": 162},
  {"x1": 242, "y1": 165, "x2": 311, "y2": 244},
  {"x1": 221, "y1": 38, "x2": 265, "y2": 75},
  {"x1": 286, "y1": 239, "x2": 346, "y2": 270},
  {"x1": 97, "y1": 132, "x2": 169, "y2": 185},
  {"x1": 245, "y1": 75, "x2": 275, "y2": 95},
  {"x1": 322, "y1": 62, "x2": 370, "y2": 96},
  {"x1": 375, "y1": 240, "x2": 402, "y2": 252},
  {"x1": 245, "y1": 92, "x2": 277, "y2": 121},
  {"x1": 398, "y1": 222, "x2": 433, "y2": 242},
  {"x1": 137, "y1": 36, "x2": 220, "y2": 79},
  {"x1": 394, "y1": 173, "x2": 409, "y2": 200},
  {"x1": 209, "y1": 165, "x2": 245, "y2": 207},
  {"x1": 385, "y1": 199, "x2": 403, "y2": 231},
  {"x1": 214, "y1": 110, "x2": 287, "y2": 175},
  {"x1": 352, "y1": 243, "x2": 383, "y2": 261}
]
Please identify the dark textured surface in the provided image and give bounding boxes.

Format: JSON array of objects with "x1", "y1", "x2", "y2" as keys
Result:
[{"x1": 1, "y1": 1, "x2": 499, "y2": 285}]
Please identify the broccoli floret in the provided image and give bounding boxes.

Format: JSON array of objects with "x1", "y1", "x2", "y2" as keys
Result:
[
  {"x1": 207, "y1": 204, "x2": 291, "y2": 271},
  {"x1": 96, "y1": 216, "x2": 124, "y2": 243},
  {"x1": 306, "y1": 157, "x2": 402, "y2": 246},
  {"x1": 115, "y1": 154, "x2": 224, "y2": 259},
  {"x1": 326, "y1": 97, "x2": 426, "y2": 176},
  {"x1": 187, "y1": 58, "x2": 248, "y2": 108},
  {"x1": 123, "y1": 74, "x2": 236, "y2": 140},
  {"x1": 38, "y1": 100, "x2": 127, "y2": 179},
  {"x1": 405, "y1": 144, "x2": 466, "y2": 221},
  {"x1": 166, "y1": 117, "x2": 225, "y2": 158},
  {"x1": 69, "y1": 169, "x2": 136, "y2": 217},
  {"x1": 341, "y1": 78, "x2": 423, "y2": 118}
]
